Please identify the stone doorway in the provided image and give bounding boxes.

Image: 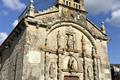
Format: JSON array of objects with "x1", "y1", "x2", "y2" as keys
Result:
[{"x1": 64, "y1": 76, "x2": 79, "y2": 80}]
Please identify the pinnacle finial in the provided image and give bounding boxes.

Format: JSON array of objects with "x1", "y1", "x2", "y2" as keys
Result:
[
  {"x1": 30, "y1": 0, "x2": 34, "y2": 3},
  {"x1": 101, "y1": 21, "x2": 105, "y2": 25},
  {"x1": 101, "y1": 21, "x2": 106, "y2": 34},
  {"x1": 29, "y1": 0, "x2": 35, "y2": 17}
]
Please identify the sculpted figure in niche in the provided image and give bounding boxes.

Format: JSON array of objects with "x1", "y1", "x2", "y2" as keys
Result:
[
  {"x1": 66, "y1": 34, "x2": 74, "y2": 50},
  {"x1": 49, "y1": 62, "x2": 56, "y2": 79},
  {"x1": 87, "y1": 66, "x2": 93, "y2": 80},
  {"x1": 68, "y1": 56, "x2": 75, "y2": 71}
]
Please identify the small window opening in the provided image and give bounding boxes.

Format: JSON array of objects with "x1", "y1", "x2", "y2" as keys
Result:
[
  {"x1": 74, "y1": 0, "x2": 80, "y2": 3},
  {"x1": 65, "y1": 0, "x2": 71, "y2": 6}
]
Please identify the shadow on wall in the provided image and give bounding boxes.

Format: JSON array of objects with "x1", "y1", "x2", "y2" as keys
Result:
[{"x1": 111, "y1": 64, "x2": 120, "y2": 80}]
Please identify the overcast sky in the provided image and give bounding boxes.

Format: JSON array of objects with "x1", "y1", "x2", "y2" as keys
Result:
[{"x1": 0, "y1": 0, "x2": 120, "y2": 64}]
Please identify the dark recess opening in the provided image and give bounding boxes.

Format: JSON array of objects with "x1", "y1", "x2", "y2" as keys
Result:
[{"x1": 74, "y1": 0, "x2": 80, "y2": 3}]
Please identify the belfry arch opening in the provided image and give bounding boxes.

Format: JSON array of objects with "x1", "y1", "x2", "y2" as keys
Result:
[{"x1": 74, "y1": 0, "x2": 80, "y2": 3}]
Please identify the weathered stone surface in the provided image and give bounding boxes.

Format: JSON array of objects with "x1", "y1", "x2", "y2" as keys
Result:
[{"x1": 0, "y1": 0, "x2": 111, "y2": 80}]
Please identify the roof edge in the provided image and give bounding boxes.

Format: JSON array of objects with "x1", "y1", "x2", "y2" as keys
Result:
[
  {"x1": 0, "y1": 18, "x2": 26, "y2": 53},
  {"x1": 86, "y1": 18, "x2": 108, "y2": 36}
]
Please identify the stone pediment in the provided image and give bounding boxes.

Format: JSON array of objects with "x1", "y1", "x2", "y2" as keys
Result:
[
  {"x1": 51, "y1": 20, "x2": 108, "y2": 40},
  {"x1": 34, "y1": 10, "x2": 108, "y2": 40},
  {"x1": 32, "y1": 6, "x2": 108, "y2": 41},
  {"x1": 0, "y1": 15, "x2": 108, "y2": 53}
]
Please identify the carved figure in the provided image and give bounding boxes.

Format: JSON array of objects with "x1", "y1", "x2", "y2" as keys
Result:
[
  {"x1": 87, "y1": 66, "x2": 93, "y2": 80},
  {"x1": 68, "y1": 56, "x2": 75, "y2": 71},
  {"x1": 49, "y1": 62, "x2": 56, "y2": 79},
  {"x1": 66, "y1": 34, "x2": 74, "y2": 50}
]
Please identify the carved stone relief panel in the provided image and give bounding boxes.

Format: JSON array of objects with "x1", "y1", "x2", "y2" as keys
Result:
[
  {"x1": 65, "y1": 26, "x2": 76, "y2": 51},
  {"x1": 66, "y1": 34, "x2": 74, "y2": 50},
  {"x1": 77, "y1": 58, "x2": 83, "y2": 73},
  {"x1": 87, "y1": 66, "x2": 93, "y2": 80},
  {"x1": 49, "y1": 62, "x2": 57, "y2": 79},
  {"x1": 62, "y1": 55, "x2": 78, "y2": 73},
  {"x1": 68, "y1": 56, "x2": 76, "y2": 71}
]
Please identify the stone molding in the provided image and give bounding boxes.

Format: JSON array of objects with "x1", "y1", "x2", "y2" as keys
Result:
[{"x1": 47, "y1": 21, "x2": 96, "y2": 48}]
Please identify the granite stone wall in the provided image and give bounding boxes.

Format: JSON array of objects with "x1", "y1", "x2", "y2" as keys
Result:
[{"x1": 0, "y1": 29, "x2": 26, "y2": 80}]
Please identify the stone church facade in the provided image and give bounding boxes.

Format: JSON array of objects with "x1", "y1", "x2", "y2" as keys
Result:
[{"x1": 0, "y1": 0, "x2": 111, "y2": 80}]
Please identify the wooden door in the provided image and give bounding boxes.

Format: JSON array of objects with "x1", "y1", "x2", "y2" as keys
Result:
[{"x1": 64, "y1": 76, "x2": 79, "y2": 80}]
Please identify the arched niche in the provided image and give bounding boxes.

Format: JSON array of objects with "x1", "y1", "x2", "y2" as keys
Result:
[{"x1": 46, "y1": 21, "x2": 96, "y2": 51}]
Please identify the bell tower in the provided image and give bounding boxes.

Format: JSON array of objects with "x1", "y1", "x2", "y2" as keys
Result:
[{"x1": 56, "y1": 0, "x2": 87, "y2": 17}]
